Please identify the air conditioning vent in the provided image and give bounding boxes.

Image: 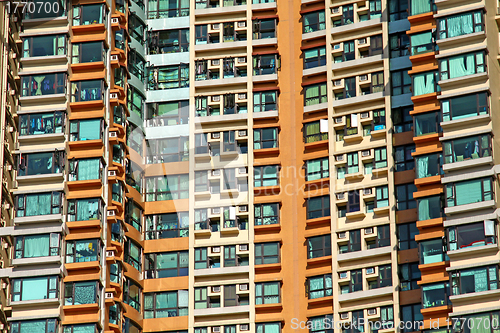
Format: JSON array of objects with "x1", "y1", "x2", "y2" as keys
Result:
[
  {"x1": 212, "y1": 95, "x2": 220, "y2": 102},
  {"x1": 340, "y1": 313, "x2": 349, "y2": 320},
  {"x1": 107, "y1": 210, "x2": 116, "y2": 217},
  {"x1": 333, "y1": 44, "x2": 341, "y2": 50},
  {"x1": 108, "y1": 170, "x2": 117, "y2": 177},
  {"x1": 338, "y1": 232, "x2": 346, "y2": 239},
  {"x1": 335, "y1": 155, "x2": 344, "y2": 162},
  {"x1": 339, "y1": 272, "x2": 347, "y2": 279},
  {"x1": 212, "y1": 132, "x2": 221, "y2": 139},
  {"x1": 334, "y1": 80, "x2": 342, "y2": 87},
  {"x1": 111, "y1": 17, "x2": 119, "y2": 24},
  {"x1": 361, "y1": 150, "x2": 371, "y2": 157},
  {"x1": 239, "y1": 244, "x2": 248, "y2": 251},
  {"x1": 359, "y1": 38, "x2": 366, "y2": 45},
  {"x1": 363, "y1": 188, "x2": 372, "y2": 195},
  {"x1": 212, "y1": 246, "x2": 221, "y2": 253},
  {"x1": 212, "y1": 327, "x2": 221, "y2": 333},
  {"x1": 240, "y1": 324, "x2": 249, "y2": 331},
  {"x1": 105, "y1": 292, "x2": 114, "y2": 299},
  {"x1": 212, "y1": 169, "x2": 220, "y2": 176},
  {"x1": 368, "y1": 308, "x2": 377, "y2": 315},
  {"x1": 106, "y1": 250, "x2": 115, "y2": 258},
  {"x1": 366, "y1": 267, "x2": 375, "y2": 274},
  {"x1": 332, "y1": 7, "x2": 339, "y2": 13},
  {"x1": 239, "y1": 283, "x2": 249, "y2": 291},
  {"x1": 360, "y1": 75, "x2": 368, "y2": 81},
  {"x1": 110, "y1": 92, "x2": 118, "y2": 99},
  {"x1": 237, "y1": 21, "x2": 246, "y2": 27},
  {"x1": 336, "y1": 193, "x2": 345, "y2": 200},
  {"x1": 238, "y1": 93, "x2": 247, "y2": 100},
  {"x1": 212, "y1": 286, "x2": 221, "y2": 292},
  {"x1": 111, "y1": 55, "x2": 118, "y2": 61},
  {"x1": 212, "y1": 59, "x2": 220, "y2": 66},
  {"x1": 238, "y1": 205, "x2": 248, "y2": 212},
  {"x1": 364, "y1": 227, "x2": 374, "y2": 235},
  {"x1": 237, "y1": 57, "x2": 246, "y2": 63},
  {"x1": 238, "y1": 130, "x2": 247, "y2": 137},
  {"x1": 212, "y1": 23, "x2": 220, "y2": 29},
  {"x1": 238, "y1": 167, "x2": 247, "y2": 174},
  {"x1": 212, "y1": 207, "x2": 220, "y2": 214},
  {"x1": 360, "y1": 112, "x2": 369, "y2": 119},
  {"x1": 109, "y1": 132, "x2": 117, "y2": 138},
  {"x1": 335, "y1": 117, "x2": 343, "y2": 123}
]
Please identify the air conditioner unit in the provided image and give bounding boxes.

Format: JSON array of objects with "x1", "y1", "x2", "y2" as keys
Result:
[
  {"x1": 237, "y1": 57, "x2": 246, "y2": 63},
  {"x1": 335, "y1": 117, "x2": 343, "y2": 123},
  {"x1": 334, "y1": 79, "x2": 342, "y2": 86},
  {"x1": 360, "y1": 75, "x2": 368, "y2": 81},
  {"x1": 212, "y1": 246, "x2": 221, "y2": 253},
  {"x1": 109, "y1": 132, "x2": 117, "y2": 138},
  {"x1": 111, "y1": 18, "x2": 119, "y2": 24},
  {"x1": 238, "y1": 93, "x2": 247, "y2": 100},
  {"x1": 110, "y1": 93, "x2": 118, "y2": 99},
  {"x1": 106, "y1": 250, "x2": 115, "y2": 257},
  {"x1": 212, "y1": 170, "x2": 221, "y2": 176},
  {"x1": 339, "y1": 272, "x2": 347, "y2": 279},
  {"x1": 107, "y1": 210, "x2": 116, "y2": 217},
  {"x1": 111, "y1": 55, "x2": 118, "y2": 61},
  {"x1": 239, "y1": 244, "x2": 248, "y2": 251},
  {"x1": 108, "y1": 170, "x2": 117, "y2": 177},
  {"x1": 7, "y1": 127, "x2": 13, "y2": 133},
  {"x1": 332, "y1": 7, "x2": 339, "y2": 13},
  {"x1": 212, "y1": 207, "x2": 220, "y2": 214},
  {"x1": 359, "y1": 38, "x2": 366, "y2": 45},
  {"x1": 212, "y1": 23, "x2": 220, "y2": 29},
  {"x1": 9, "y1": 90, "x2": 15, "y2": 96},
  {"x1": 238, "y1": 167, "x2": 247, "y2": 174},
  {"x1": 333, "y1": 44, "x2": 341, "y2": 50},
  {"x1": 105, "y1": 292, "x2": 114, "y2": 299},
  {"x1": 2, "y1": 243, "x2": 7, "y2": 250},
  {"x1": 212, "y1": 327, "x2": 221, "y2": 333},
  {"x1": 237, "y1": 21, "x2": 246, "y2": 27},
  {"x1": 212, "y1": 59, "x2": 220, "y2": 66},
  {"x1": 361, "y1": 150, "x2": 371, "y2": 157},
  {"x1": 360, "y1": 112, "x2": 369, "y2": 119},
  {"x1": 240, "y1": 324, "x2": 249, "y2": 331},
  {"x1": 336, "y1": 193, "x2": 345, "y2": 200},
  {"x1": 340, "y1": 313, "x2": 349, "y2": 320},
  {"x1": 4, "y1": 165, "x2": 12, "y2": 171},
  {"x1": 364, "y1": 227, "x2": 373, "y2": 235},
  {"x1": 338, "y1": 232, "x2": 346, "y2": 239},
  {"x1": 2, "y1": 203, "x2": 10, "y2": 210},
  {"x1": 238, "y1": 205, "x2": 248, "y2": 212},
  {"x1": 366, "y1": 267, "x2": 375, "y2": 274},
  {"x1": 212, "y1": 95, "x2": 220, "y2": 102},
  {"x1": 1, "y1": 283, "x2": 7, "y2": 289},
  {"x1": 363, "y1": 188, "x2": 372, "y2": 195},
  {"x1": 335, "y1": 155, "x2": 344, "y2": 162},
  {"x1": 239, "y1": 284, "x2": 248, "y2": 291},
  {"x1": 238, "y1": 130, "x2": 247, "y2": 137},
  {"x1": 212, "y1": 132, "x2": 221, "y2": 139},
  {"x1": 368, "y1": 308, "x2": 377, "y2": 315},
  {"x1": 212, "y1": 286, "x2": 221, "y2": 292}
]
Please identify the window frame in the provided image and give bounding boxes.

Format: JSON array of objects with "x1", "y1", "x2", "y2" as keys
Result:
[
  {"x1": 306, "y1": 195, "x2": 330, "y2": 220},
  {"x1": 254, "y1": 165, "x2": 279, "y2": 187},
  {"x1": 443, "y1": 134, "x2": 491, "y2": 164},
  {"x1": 64, "y1": 280, "x2": 100, "y2": 306},
  {"x1": 446, "y1": 177, "x2": 493, "y2": 208},
  {"x1": 11, "y1": 276, "x2": 59, "y2": 302},
  {"x1": 144, "y1": 251, "x2": 189, "y2": 279},
  {"x1": 437, "y1": 10, "x2": 484, "y2": 40},
  {"x1": 255, "y1": 281, "x2": 281, "y2": 305},
  {"x1": 307, "y1": 234, "x2": 332, "y2": 259},
  {"x1": 439, "y1": 51, "x2": 486, "y2": 81},
  {"x1": 144, "y1": 290, "x2": 188, "y2": 318},
  {"x1": 255, "y1": 242, "x2": 280, "y2": 265},
  {"x1": 21, "y1": 73, "x2": 66, "y2": 97}
]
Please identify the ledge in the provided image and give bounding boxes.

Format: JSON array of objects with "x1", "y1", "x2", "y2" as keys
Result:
[
  {"x1": 330, "y1": 17, "x2": 382, "y2": 35},
  {"x1": 14, "y1": 214, "x2": 63, "y2": 225},
  {"x1": 193, "y1": 265, "x2": 249, "y2": 277},
  {"x1": 303, "y1": 65, "x2": 327, "y2": 77},
  {"x1": 12, "y1": 256, "x2": 61, "y2": 267},
  {"x1": 447, "y1": 243, "x2": 498, "y2": 258},
  {"x1": 440, "y1": 114, "x2": 490, "y2": 129},
  {"x1": 16, "y1": 173, "x2": 64, "y2": 184},
  {"x1": 332, "y1": 92, "x2": 384, "y2": 109},
  {"x1": 253, "y1": 73, "x2": 278, "y2": 83},
  {"x1": 10, "y1": 298, "x2": 60, "y2": 308},
  {"x1": 18, "y1": 133, "x2": 65, "y2": 143},
  {"x1": 255, "y1": 262, "x2": 281, "y2": 272},
  {"x1": 194, "y1": 305, "x2": 249, "y2": 317},
  {"x1": 252, "y1": 37, "x2": 277, "y2": 47},
  {"x1": 443, "y1": 156, "x2": 493, "y2": 173},
  {"x1": 195, "y1": 76, "x2": 247, "y2": 88},
  {"x1": 254, "y1": 223, "x2": 281, "y2": 233},
  {"x1": 449, "y1": 289, "x2": 500, "y2": 303},
  {"x1": 438, "y1": 72, "x2": 488, "y2": 88},
  {"x1": 194, "y1": 4, "x2": 246, "y2": 16},
  {"x1": 338, "y1": 286, "x2": 393, "y2": 303},
  {"x1": 195, "y1": 40, "x2": 247, "y2": 52},
  {"x1": 306, "y1": 216, "x2": 331, "y2": 226},
  {"x1": 444, "y1": 200, "x2": 495, "y2": 215},
  {"x1": 337, "y1": 246, "x2": 391, "y2": 262},
  {"x1": 253, "y1": 110, "x2": 278, "y2": 119},
  {"x1": 306, "y1": 255, "x2": 332, "y2": 266},
  {"x1": 302, "y1": 30, "x2": 326, "y2": 41},
  {"x1": 255, "y1": 303, "x2": 282, "y2": 312},
  {"x1": 304, "y1": 102, "x2": 328, "y2": 113},
  {"x1": 251, "y1": 1, "x2": 276, "y2": 10},
  {"x1": 307, "y1": 295, "x2": 333, "y2": 307}
]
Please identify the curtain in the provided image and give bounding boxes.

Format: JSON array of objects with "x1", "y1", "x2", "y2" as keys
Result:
[
  {"x1": 462, "y1": 268, "x2": 487, "y2": 293},
  {"x1": 263, "y1": 204, "x2": 277, "y2": 224},
  {"x1": 78, "y1": 159, "x2": 100, "y2": 180},
  {"x1": 77, "y1": 199, "x2": 89, "y2": 221},
  {"x1": 305, "y1": 86, "x2": 319, "y2": 106},
  {"x1": 411, "y1": 32, "x2": 431, "y2": 54},
  {"x1": 25, "y1": 193, "x2": 50, "y2": 216},
  {"x1": 418, "y1": 198, "x2": 430, "y2": 221},
  {"x1": 24, "y1": 234, "x2": 50, "y2": 258},
  {"x1": 18, "y1": 320, "x2": 47, "y2": 333},
  {"x1": 72, "y1": 324, "x2": 96, "y2": 333},
  {"x1": 447, "y1": 13, "x2": 473, "y2": 38},
  {"x1": 309, "y1": 276, "x2": 324, "y2": 298},
  {"x1": 79, "y1": 119, "x2": 100, "y2": 140},
  {"x1": 75, "y1": 282, "x2": 96, "y2": 305},
  {"x1": 416, "y1": 156, "x2": 429, "y2": 178},
  {"x1": 455, "y1": 179, "x2": 482, "y2": 206},
  {"x1": 449, "y1": 54, "x2": 475, "y2": 79},
  {"x1": 411, "y1": 0, "x2": 429, "y2": 15},
  {"x1": 414, "y1": 72, "x2": 434, "y2": 96},
  {"x1": 22, "y1": 277, "x2": 48, "y2": 301}
]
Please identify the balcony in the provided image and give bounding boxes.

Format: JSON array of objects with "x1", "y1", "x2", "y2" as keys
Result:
[
  {"x1": 193, "y1": 265, "x2": 249, "y2": 276},
  {"x1": 337, "y1": 246, "x2": 391, "y2": 262},
  {"x1": 338, "y1": 286, "x2": 392, "y2": 303},
  {"x1": 193, "y1": 304, "x2": 249, "y2": 317}
]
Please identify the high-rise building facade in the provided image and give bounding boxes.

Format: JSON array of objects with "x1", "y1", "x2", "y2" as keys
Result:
[{"x1": 1, "y1": 0, "x2": 500, "y2": 332}]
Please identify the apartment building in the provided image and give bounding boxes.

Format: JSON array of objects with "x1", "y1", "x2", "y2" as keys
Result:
[{"x1": 0, "y1": 0, "x2": 500, "y2": 332}]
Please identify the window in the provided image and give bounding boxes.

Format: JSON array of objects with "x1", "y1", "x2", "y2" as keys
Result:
[
  {"x1": 125, "y1": 239, "x2": 142, "y2": 270},
  {"x1": 69, "y1": 118, "x2": 102, "y2": 142},
  {"x1": 224, "y1": 245, "x2": 248, "y2": 267},
  {"x1": 303, "y1": 10, "x2": 325, "y2": 33},
  {"x1": 66, "y1": 239, "x2": 99, "y2": 263},
  {"x1": 443, "y1": 134, "x2": 491, "y2": 163},
  {"x1": 146, "y1": 137, "x2": 189, "y2": 163},
  {"x1": 72, "y1": 4, "x2": 105, "y2": 25},
  {"x1": 14, "y1": 233, "x2": 60, "y2": 259},
  {"x1": 307, "y1": 274, "x2": 332, "y2": 299},
  {"x1": 304, "y1": 47, "x2": 326, "y2": 69},
  {"x1": 11, "y1": 276, "x2": 58, "y2": 301},
  {"x1": 23, "y1": 34, "x2": 65, "y2": 58},
  {"x1": 123, "y1": 279, "x2": 141, "y2": 312},
  {"x1": 391, "y1": 70, "x2": 411, "y2": 95},
  {"x1": 224, "y1": 285, "x2": 240, "y2": 307},
  {"x1": 339, "y1": 230, "x2": 361, "y2": 253},
  {"x1": 369, "y1": 0, "x2": 381, "y2": 18},
  {"x1": 145, "y1": 251, "x2": 188, "y2": 278},
  {"x1": 24, "y1": 0, "x2": 65, "y2": 18},
  {"x1": 11, "y1": 319, "x2": 58, "y2": 333},
  {"x1": 451, "y1": 265, "x2": 498, "y2": 295},
  {"x1": 414, "y1": 112, "x2": 440, "y2": 137},
  {"x1": 390, "y1": 33, "x2": 409, "y2": 59},
  {"x1": 398, "y1": 222, "x2": 418, "y2": 250},
  {"x1": 147, "y1": 101, "x2": 189, "y2": 125},
  {"x1": 68, "y1": 158, "x2": 102, "y2": 181},
  {"x1": 400, "y1": 304, "x2": 423, "y2": 333},
  {"x1": 389, "y1": 0, "x2": 408, "y2": 21},
  {"x1": 304, "y1": 121, "x2": 328, "y2": 143},
  {"x1": 438, "y1": 11, "x2": 483, "y2": 40},
  {"x1": 194, "y1": 248, "x2": 209, "y2": 269},
  {"x1": 109, "y1": 303, "x2": 121, "y2": 325},
  {"x1": 375, "y1": 186, "x2": 389, "y2": 208},
  {"x1": 306, "y1": 158, "x2": 329, "y2": 181},
  {"x1": 256, "y1": 282, "x2": 280, "y2": 304},
  {"x1": 336, "y1": 77, "x2": 356, "y2": 99},
  {"x1": 346, "y1": 152, "x2": 359, "y2": 174},
  {"x1": 145, "y1": 212, "x2": 189, "y2": 239},
  {"x1": 307, "y1": 195, "x2": 330, "y2": 220},
  {"x1": 18, "y1": 151, "x2": 64, "y2": 176},
  {"x1": 347, "y1": 191, "x2": 360, "y2": 213},
  {"x1": 253, "y1": 19, "x2": 276, "y2": 39},
  {"x1": 417, "y1": 195, "x2": 442, "y2": 221},
  {"x1": 223, "y1": 168, "x2": 237, "y2": 190},
  {"x1": 254, "y1": 165, "x2": 279, "y2": 187},
  {"x1": 452, "y1": 312, "x2": 500, "y2": 333},
  {"x1": 440, "y1": 51, "x2": 485, "y2": 81},
  {"x1": 64, "y1": 281, "x2": 99, "y2": 305},
  {"x1": 194, "y1": 287, "x2": 210, "y2": 309},
  {"x1": 22, "y1": 73, "x2": 66, "y2": 97},
  {"x1": 145, "y1": 175, "x2": 189, "y2": 201},
  {"x1": 148, "y1": 65, "x2": 189, "y2": 90},
  {"x1": 396, "y1": 184, "x2": 417, "y2": 212},
  {"x1": 367, "y1": 225, "x2": 391, "y2": 249},
  {"x1": 340, "y1": 269, "x2": 361, "y2": 294},
  {"x1": 255, "y1": 203, "x2": 279, "y2": 225},
  {"x1": 393, "y1": 106, "x2": 413, "y2": 134},
  {"x1": 149, "y1": 29, "x2": 189, "y2": 54},
  {"x1": 410, "y1": 0, "x2": 431, "y2": 16},
  {"x1": 342, "y1": 311, "x2": 364, "y2": 333},
  {"x1": 254, "y1": 128, "x2": 278, "y2": 149},
  {"x1": 63, "y1": 324, "x2": 99, "y2": 333},
  {"x1": 307, "y1": 234, "x2": 331, "y2": 259},
  {"x1": 123, "y1": 318, "x2": 142, "y2": 333},
  {"x1": 72, "y1": 41, "x2": 105, "y2": 64},
  {"x1": 370, "y1": 71, "x2": 384, "y2": 93},
  {"x1": 195, "y1": 133, "x2": 209, "y2": 155},
  {"x1": 129, "y1": 49, "x2": 146, "y2": 81},
  {"x1": 394, "y1": 144, "x2": 415, "y2": 171},
  {"x1": 194, "y1": 171, "x2": 208, "y2": 193},
  {"x1": 253, "y1": 54, "x2": 279, "y2": 75},
  {"x1": 448, "y1": 220, "x2": 496, "y2": 251},
  {"x1": 374, "y1": 148, "x2": 387, "y2": 169},
  {"x1": 442, "y1": 92, "x2": 488, "y2": 122},
  {"x1": 412, "y1": 71, "x2": 437, "y2": 96},
  {"x1": 148, "y1": 0, "x2": 189, "y2": 18},
  {"x1": 19, "y1": 112, "x2": 64, "y2": 136},
  {"x1": 256, "y1": 323, "x2": 281, "y2": 333},
  {"x1": 410, "y1": 31, "x2": 433, "y2": 56},
  {"x1": 70, "y1": 80, "x2": 103, "y2": 102},
  {"x1": 420, "y1": 238, "x2": 445, "y2": 264},
  {"x1": 255, "y1": 242, "x2": 280, "y2": 265},
  {"x1": 67, "y1": 198, "x2": 102, "y2": 221},
  {"x1": 304, "y1": 83, "x2": 327, "y2": 106},
  {"x1": 422, "y1": 282, "x2": 449, "y2": 308},
  {"x1": 368, "y1": 265, "x2": 392, "y2": 289},
  {"x1": 446, "y1": 177, "x2": 493, "y2": 207},
  {"x1": 129, "y1": 14, "x2": 145, "y2": 45},
  {"x1": 127, "y1": 124, "x2": 143, "y2": 155},
  {"x1": 253, "y1": 91, "x2": 277, "y2": 112},
  {"x1": 399, "y1": 263, "x2": 421, "y2": 291},
  {"x1": 16, "y1": 191, "x2": 62, "y2": 218},
  {"x1": 144, "y1": 290, "x2": 189, "y2": 318},
  {"x1": 309, "y1": 315, "x2": 333, "y2": 333},
  {"x1": 333, "y1": 5, "x2": 353, "y2": 26},
  {"x1": 223, "y1": 131, "x2": 237, "y2": 152}
]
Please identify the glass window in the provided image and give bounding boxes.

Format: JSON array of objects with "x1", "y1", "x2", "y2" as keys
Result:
[
  {"x1": 129, "y1": 14, "x2": 145, "y2": 45},
  {"x1": 18, "y1": 151, "x2": 64, "y2": 176},
  {"x1": 304, "y1": 121, "x2": 328, "y2": 143},
  {"x1": 410, "y1": 0, "x2": 431, "y2": 16},
  {"x1": 72, "y1": 4, "x2": 105, "y2": 25},
  {"x1": 11, "y1": 276, "x2": 58, "y2": 302},
  {"x1": 63, "y1": 324, "x2": 98, "y2": 333},
  {"x1": 144, "y1": 290, "x2": 189, "y2": 318},
  {"x1": 125, "y1": 239, "x2": 142, "y2": 270},
  {"x1": 303, "y1": 10, "x2": 326, "y2": 33},
  {"x1": 399, "y1": 263, "x2": 420, "y2": 291},
  {"x1": 398, "y1": 222, "x2": 418, "y2": 250},
  {"x1": 414, "y1": 112, "x2": 440, "y2": 136},
  {"x1": 25, "y1": 0, "x2": 66, "y2": 19},
  {"x1": 412, "y1": 71, "x2": 437, "y2": 96},
  {"x1": 400, "y1": 304, "x2": 423, "y2": 332},
  {"x1": 448, "y1": 221, "x2": 496, "y2": 251},
  {"x1": 254, "y1": 165, "x2": 279, "y2": 187},
  {"x1": 148, "y1": 65, "x2": 189, "y2": 90},
  {"x1": 446, "y1": 177, "x2": 493, "y2": 207},
  {"x1": 415, "y1": 153, "x2": 442, "y2": 178},
  {"x1": 396, "y1": 184, "x2": 417, "y2": 211},
  {"x1": 72, "y1": 41, "x2": 104, "y2": 64},
  {"x1": 255, "y1": 282, "x2": 280, "y2": 305},
  {"x1": 443, "y1": 134, "x2": 491, "y2": 163},
  {"x1": 393, "y1": 106, "x2": 413, "y2": 134},
  {"x1": 14, "y1": 233, "x2": 60, "y2": 259},
  {"x1": 253, "y1": 54, "x2": 279, "y2": 75},
  {"x1": 67, "y1": 198, "x2": 102, "y2": 222},
  {"x1": 66, "y1": 239, "x2": 99, "y2": 263},
  {"x1": 254, "y1": 128, "x2": 278, "y2": 149},
  {"x1": 145, "y1": 251, "x2": 188, "y2": 278},
  {"x1": 22, "y1": 73, "x2": 66, "y2": 97},
  {"x1": 19, "y1": 112, "x2": 64, "y2": 136},
  {"x1": 11, "y1": 319, "x2": 58, "y2": 333},
  {"x1": 394, "y1": 144, "x2": 415, "y2": 171},
  {"x1": 417, "y1": 195, "x2": 442, "y2": 221},
  {"x1": 23, "y1": 34, "x2": 66, "y2": 58},
  {"x1": 70, "y1": 80, "x2": 103, "y2": 102},
  {"x1": 146, "y1": 137, "x2": 189, "y2": 163},
  {"x1": 254, "y1": 91, "x2": 277, "y2": 112},
  {"x1": 422, "y1": 282, "x2": 449, "y2": 308},
  {"x1": 375, "y1": 186, "x2": 389, "y2": 208},
  {"x1": 309, "y1": 315, "x2": 333, "y2": 333},
  {"x1": 145, "y1": 175, "x2": 189, "y2": 201},
  {"x1": 306, "y1": 158, "x2": 329, "y2": 181},
  {"x1": 442, "y1": 92, "x2": 488, "y2": 122},
  {"x1": 123, "y1": 318, "x2": 142, "y2": 333},
  {"x1": 307, "y1": 234, "x2": 331, "y2": 259},
  {"x1": 420, "y1": 238, "x2": 444, "y2": 264},
  {"x1": 128, "y1": 86, "x2": 145, "y2": 119},
  {"x1": 145, "y1": 212, "x2": 189, "y2": 239},
  {"x1": 147, "y1": 101, "x2": 189, "y2": 125},
  {"x1": 304, "y1": 83, "x2": 327, "y2": 106},
  {"x1": 149, "y1": 28, "x2": 190, "y2": 54},
  {"x1": 68, "y1": 158, "x2": 102, "y2": 181},
  {"x1": 391, "y1": 70, "x2": 411, "y2": 95},
  {"x1": 69, "y1": 118, "x2": 102, "y2": 141},
  {"x1": 256, "y1": 322, "x2": 281, "y2": 333},
  {"x1": 308, "y1": 274, "x2": 332, "y2": 299},
  {"x1": 255, "y1": 242, "x2": 280, "y2": 265},
  {"x1": 304, "y1": 47, "x2": 326, "y2": 69},
  {"x1": 148, "y1": 0, "x2": 189, "y2": 18},
  {"x1": 389, "y1": 32, "x2": 409, "y2": 58},
  {"x1": 129, "y1": 49, "x2": 146, "y2": 81},
  {"x1": 389, "y1": 0, "x2": 408, "y2": 21},
  {"x1": 307, "y1": 196, "x2": 330, "y2": 219},
  {"x1": 255, "y1": 203, "x2": 279, "y2": 225},
  {"x1": 440, "y1": 51, "x2": 485, "y2": 81},
  {"x1": 339, "y1": 230, "x2": 361, "y2": 253},
  {"x1": 410, "y1": 31, "x2": 433, "y2": 56},
  {"x1": 64, "y1": 281, "x2": 99, "y2": 305},
  {"x1": 253, "y1": 19, "x2": 276, "y2": 39},
  {"x1": 194, "y1": 248, "x2": 209, "y2": 269},
  {"x1": 368, "y1": 264, "x2": 392, "y2": 289},
  {"x1": 451, "y1": 312, "x2": 500, "y2": 333},
  {"x1": 16, "y1": 191, "x2": 62, "y2": 218},
  {"x1": 438, "y1": 11, "x2": 483, "y2": 40},
  {"x1": 451, "y1": 266, "x2": 498, "y2": 295}
]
